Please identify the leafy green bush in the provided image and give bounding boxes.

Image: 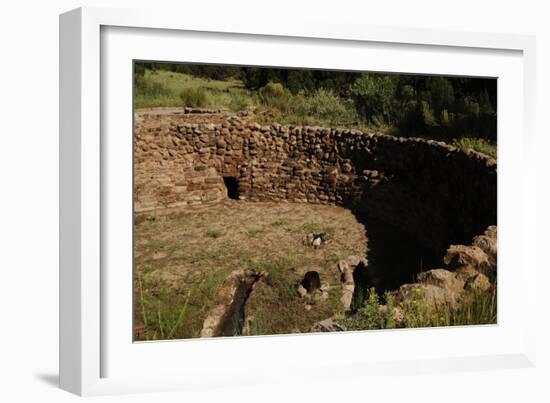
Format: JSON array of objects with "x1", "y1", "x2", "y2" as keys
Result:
[
  {"x1": 180, "y1": 87, "x2": 210, "y2": 108},
  {"x1": 340, "y1": 287, "x2": 382, "y2": 330},
  {"x1": 304, "y1": 88, "x2": 356, "y2": 125},
  {"x1": 258, "y1": 82, "x2": 305, "y2": 114},
  {"x1": 228, "y1": 89, "x2": 252, "y2": 112},
  {"x1": 350, "y1": 74, "x2": 398, "y2": 125},
  {"x1": 383, "y1": 291, "x2": 396, "y2": 329}
]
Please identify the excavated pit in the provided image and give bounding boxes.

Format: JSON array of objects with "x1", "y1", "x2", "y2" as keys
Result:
[
  {"x1": 200, "y1": 270, "x2": 265, "y2": 338},
  {"x1": 135, "y1": 110, "x2": 497, "y2": 334},
  {"x1": 301, "y1": 271, "x2": 321, "y2": 293},
  {"x1": 220, "y1": 277, "x2": 256, "y2": 336}
]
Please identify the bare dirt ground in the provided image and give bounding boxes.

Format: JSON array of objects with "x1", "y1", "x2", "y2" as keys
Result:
[{"x1": 134, "y1": 200, "x2": 367, "y2": 340}]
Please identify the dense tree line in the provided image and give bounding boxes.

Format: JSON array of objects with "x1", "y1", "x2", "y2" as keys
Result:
[{"x1": 135, "y1": 62, "x2": 496, "y2": 141}]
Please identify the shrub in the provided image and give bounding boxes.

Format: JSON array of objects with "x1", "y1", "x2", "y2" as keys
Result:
[
  {"x1": 228, "y1": 89, "x2": 252, "y2": 112},
  {"x1": 340, "y1": 287, "x2": 383, "y2": 330},
  {"x1": 383, "y1": 291, "x2": 396, "y2": 329},
  {"x1": 350, "y1": 74, "x2": 398, "y2": 125},
  {"x1": 337, "y1": 282, "x2": 496, "y2": 331},
  {"x1": 304, "y1": 88, "x2": 356, "y2": 125},
  {"x1": 180, "y1": 87, "x2": 210, "y2": 108},
  {"x1": 363, "y1": 287, "x2": 382, "y2": 329},
  {"x1": 401, "y1": 287, "x2": 430, "y2": 328},
  {"x1": 134, "y1": 76, "x2": 172, "y2": 98},
  {"x1": 426, "y1": 76, "x2": 455, "y2": 116},
  {"x1": 258, "y1": 82, "x2": 304, "y2": 114}
]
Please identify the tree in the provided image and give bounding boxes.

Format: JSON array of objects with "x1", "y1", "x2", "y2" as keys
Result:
[{"x1": 350, "y1": 73, "x2": 398, "y2": 125}]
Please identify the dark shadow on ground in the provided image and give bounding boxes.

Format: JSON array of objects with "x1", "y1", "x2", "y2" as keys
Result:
[{"x1": 356, "y1": 214, "x2": 444, "y2": 296}]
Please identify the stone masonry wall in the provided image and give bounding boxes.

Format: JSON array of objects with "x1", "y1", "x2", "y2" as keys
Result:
[{"x1": 135, "y1": 111, "x2": 497, "y2": 252}]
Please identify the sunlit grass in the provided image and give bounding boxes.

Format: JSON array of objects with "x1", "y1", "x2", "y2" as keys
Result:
[{"x1": 451, "y1": 137, "x2": 497, "y2": 159}]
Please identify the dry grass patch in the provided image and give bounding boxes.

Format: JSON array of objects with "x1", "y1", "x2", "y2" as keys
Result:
[{"x1": 134, "y1": 201, "x2": 367, "y2": 340}]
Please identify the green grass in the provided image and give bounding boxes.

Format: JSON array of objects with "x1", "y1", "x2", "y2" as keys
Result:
[
  {"x1": 338, "y1": 285, "x2": 497, "y2": 331},
  {"x1": 243, "y1": 257, "x2": 343, "y2": 336},
  {"x1": 134, "y1": 69, "x2": 255, "y2": 110},
  {"x1": 135, "y1": 70, "x2": 377, "y2": 129},
  {"x1": 451, "y1": 137, "x2": 497, "y2": 159},
  {"x1": 135, "y1": 269, "x2": 228, "y2": 340}
]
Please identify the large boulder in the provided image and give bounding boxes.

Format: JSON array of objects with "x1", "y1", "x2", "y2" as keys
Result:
[
  {"x1": 378, "y1": 304, "x2": 405, "y2": 327},
  {"x1": 416, "y1": 269, "x2": 465, "y2": 295},
  {"x1": 337, "y1": 255, "x2": 369, "y2": 312},
  {"x1": 396, "y1": 283, "x2": 461, "y2": 309},
  {"x1": 472, "y1": 226, "x2": 497, "y2": 271},
  {"x1": 443, "y1": 244, "x2": 491, "y2": 273},
  {"x1": 454, "y1": 265, "x2": 480, "y2": 282},
  {"x1": 465, "y1": 273, "x2": 492, "y2": 292}
]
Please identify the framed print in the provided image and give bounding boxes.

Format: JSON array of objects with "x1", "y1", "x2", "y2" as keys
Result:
[{"x1": 60, "y1": 6, "x2": 537, "y2": 396}]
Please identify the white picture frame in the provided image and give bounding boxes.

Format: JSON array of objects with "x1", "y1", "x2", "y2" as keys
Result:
[{"x1": 59, "y1": 6, "x2": 537, "y2": 396}]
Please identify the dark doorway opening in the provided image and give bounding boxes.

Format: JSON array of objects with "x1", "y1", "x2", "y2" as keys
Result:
[{"x1": 223, "y1": 177, "x2": 240, "y2": 200}]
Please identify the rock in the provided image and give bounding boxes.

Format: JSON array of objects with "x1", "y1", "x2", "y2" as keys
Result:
[
  {"x1": 346, "y1": 255, "x2": 362, "y2": 267},
  {"x1": 340, "y1": 284, "x2": 355, "y2": 311},
  {"x1": 310, "y1": 318, "x2": 346, "y2": 332},
  {"x1": 484, "y1": 225, "x2": 497, "y2": 239},
  {"x1": 320, "y1": 283, "x2": 330, "y2": 292},
  {"x1": 303, "y1": 232, "x2": 326, "y2": 248},
  {"x1": 336, "y1": 255, "x2": 370, "y2": 311},
  {"x1": 465, "y1": 273, "x2": 492, "y2": 292},
  {"x1": 151, "y1": 251, "x2": 168, "y2": 260},
  {"x1": 454, "y1": 265, "x2": 480, "y2": 281},
  {"x1": 378, "y1": 304, "x2": 405, "y2": 327},
  {"x1": 472, "y1": 234, "x2": 497, "y2": 270},
  {"x1": 337, "y1": 260, "x2": 350, "y2": 274},
  {"x1": 397, "y1": 283, "x2": 461, "y2": 309},
  {"x1": 417, "y1": 269, "x2": 465, "y2": 294},
  {"x1": 342, "y1": 162, "x2": 353, "y2": 173},
  {"x1": 303, "y1": 233, "x2": 315, "y2": 246},
  {"x1": 297, "y1": 284, "x2": 308, "y2": 298},
  {"x1": 341, "y1": 269, "x2": 354, "y2": 284},
  {"x1": 444, "y1": 245, "x2": 491, "y2": 273}
]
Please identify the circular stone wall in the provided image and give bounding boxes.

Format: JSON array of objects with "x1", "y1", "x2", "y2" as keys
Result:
[{"x1": 135, "y1": 110, "x2": 496, "y2": 261}]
